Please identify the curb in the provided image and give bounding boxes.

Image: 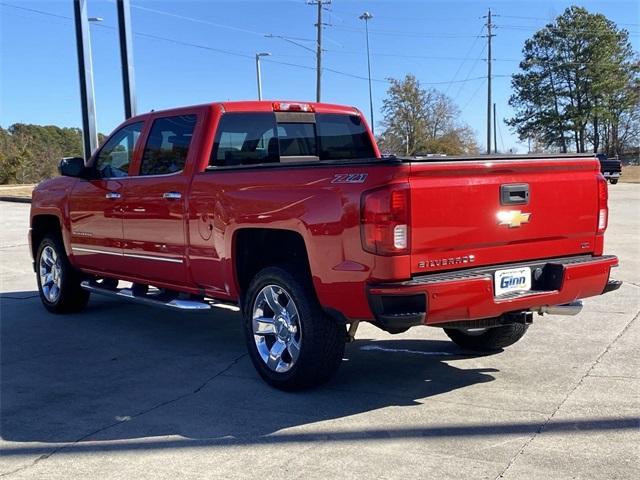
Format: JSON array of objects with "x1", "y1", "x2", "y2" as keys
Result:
[{"x1": 0, "y1": 196, "x2": 32, "y2": 204}]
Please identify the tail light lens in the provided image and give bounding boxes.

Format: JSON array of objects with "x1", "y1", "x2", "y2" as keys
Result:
[
  {"x1": 597, "y1": 174, "x2": 608, "y2": 233},
  {"x1": 361, "y1": 184, "x2": 410, "y2": 255}
]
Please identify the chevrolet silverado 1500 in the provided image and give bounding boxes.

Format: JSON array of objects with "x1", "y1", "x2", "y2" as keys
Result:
[{"x1": 29, "y1": 101, "x2": 621, "y2": 390}]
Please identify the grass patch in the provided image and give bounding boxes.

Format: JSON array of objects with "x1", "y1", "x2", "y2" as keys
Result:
[
  {"x1": 0, "y1": 184, "x2": 35, "y2": 199},
  {"x1": 620, "y1": 165, "x2": 640, "y2": 183}
]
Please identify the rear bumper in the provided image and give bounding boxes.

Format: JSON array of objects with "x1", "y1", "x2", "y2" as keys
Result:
[{"x1": 367, "y1": 255, "x2": 620, "y2": 327}]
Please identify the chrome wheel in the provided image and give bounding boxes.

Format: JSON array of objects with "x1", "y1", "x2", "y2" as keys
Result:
[
  {"x1": 252, "y1": 285, "x2": 302, "y2": 373},
  {"x1": 39, "y1": 245, "x2": 62, "y2": 303}
]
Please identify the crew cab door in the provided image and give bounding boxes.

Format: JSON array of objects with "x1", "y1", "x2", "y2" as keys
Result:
[
  {"x1": 120, "y1": 113, "x2": 199, "y2": 286},
  {"x1": 68, "y1": 121, "x2": 144, "y2": 274}
]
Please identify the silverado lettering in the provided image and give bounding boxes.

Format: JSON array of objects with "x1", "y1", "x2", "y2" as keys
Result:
[{"x1": 418, "y1": 255, "x2": 476, "y2": 269}]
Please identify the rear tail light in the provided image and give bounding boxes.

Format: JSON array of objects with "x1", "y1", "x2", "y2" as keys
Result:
[
  {"x1": 272, "y1": 102, "x2": 314, "y2": 112},
  {"x1": 361, "y1": 184, "x2": 410, "y2": 255},
  {"x1": 597, "y1": 174, "x2": 608, "y2": 233}
]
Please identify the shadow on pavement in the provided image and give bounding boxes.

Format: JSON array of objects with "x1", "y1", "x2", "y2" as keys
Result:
[
  {"x1": 3, "y1": 417, "x2": 638, "y2": 457},
  {"x1": 5, "y1": 290, "x2": 634, "y2": 457}
]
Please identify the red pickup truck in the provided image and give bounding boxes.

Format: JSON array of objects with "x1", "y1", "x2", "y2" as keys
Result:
[{"x1": 29, "y1": 101, "x2": 621, "y2": 390}]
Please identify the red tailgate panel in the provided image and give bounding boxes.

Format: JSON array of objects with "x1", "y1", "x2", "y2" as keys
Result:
[{"x1": 409, "y1": 158, "x2": 601, "y2": 275}]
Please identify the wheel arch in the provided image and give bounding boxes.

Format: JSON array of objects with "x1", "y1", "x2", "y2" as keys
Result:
[
  {"x1": 233, "y1": 228, "x2": 312, "y2": 300},
  {"x1": 31, "y1": 214, "x2": 63, "y2": 260}
]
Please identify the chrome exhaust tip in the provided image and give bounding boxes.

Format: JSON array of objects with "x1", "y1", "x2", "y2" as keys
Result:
[{"x1": 535, "y1": 301, "x2": 583, "y2": 316}]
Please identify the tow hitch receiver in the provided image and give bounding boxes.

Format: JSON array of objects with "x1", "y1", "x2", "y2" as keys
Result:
[{"x1": 503, "y1": 311, "x2": 534, "y2": 324}]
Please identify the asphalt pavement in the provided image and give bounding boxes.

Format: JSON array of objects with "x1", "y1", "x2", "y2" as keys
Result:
[{"x1": 1, "y1": 184, "x2": 638, "y2": 479}]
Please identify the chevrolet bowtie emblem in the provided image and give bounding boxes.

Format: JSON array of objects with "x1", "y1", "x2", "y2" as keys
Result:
[{"x1": 497, "y1": 210, "x2": 531, "y2": 228}]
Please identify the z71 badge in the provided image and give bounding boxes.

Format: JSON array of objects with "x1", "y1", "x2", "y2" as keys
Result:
[{"x1": 331, "y1": 173, "x2": 368, "y2": 184}]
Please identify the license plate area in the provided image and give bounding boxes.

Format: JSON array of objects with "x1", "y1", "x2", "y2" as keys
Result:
[{"x1": 494, "y1": 267, "x2": 532, "y2": 297}]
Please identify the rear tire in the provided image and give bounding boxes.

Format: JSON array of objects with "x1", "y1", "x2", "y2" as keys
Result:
[
  {"x1": 609, "y1": 178, "x2": 618, "y2": 185},
  {"x1": 36, "y1": 234, "x2": 90, "y2": 313},
  {"x1": 243, "y1": 265, "x2": 345, "y2": 391},
  {"x1": 444, "y1": 323, "x2": 529, "y2": 352}
]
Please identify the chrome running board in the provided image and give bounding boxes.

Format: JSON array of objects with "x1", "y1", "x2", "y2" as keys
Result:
[{"x1": 81, "y1": 281, "x2": 213, "y2": 312}]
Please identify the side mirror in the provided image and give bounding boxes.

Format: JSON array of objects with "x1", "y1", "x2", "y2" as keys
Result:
[{"x1": 59, "y1": 157, "x2": 87, "y2": 178}]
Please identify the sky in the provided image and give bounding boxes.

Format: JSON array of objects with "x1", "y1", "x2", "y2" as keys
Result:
[{"x1": 1, "y1": 0, "x2": 638, "y2": 153}]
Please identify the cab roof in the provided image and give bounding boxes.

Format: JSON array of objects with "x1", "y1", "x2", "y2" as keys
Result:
[
  {"x1": 139, "y1": 100, "x2": 361, "y2": 118},
  {"x1": 219, "y1": 101, "x2": 360, "y2": 115}
]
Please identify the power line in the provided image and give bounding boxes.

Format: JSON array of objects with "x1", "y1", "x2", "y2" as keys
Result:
[
  {"x1": 499, "y1": 23, "x2": 640, "y2": 31},
  {"x1": 460, "y1": 77, "x2": 486, "y2": 111},
  {"x1": 443, "y1": 25, "x2": 485, "y2": 96},
  {"x1": 321, "y1": 50, "x2": 630, "y2": 66},
  {"x1": 128, "y1": 3, "x2": 269, "y2": 37},
  {"x1": 329, "y1": 24, "x2": 482, "y2": 38},
  {"x1": 497, "y1": 24, "x2": 640, "y2": 36},
  {"x1": 0, "y1": 2, "x2": 71, "y2": 21},
  {"x1": 500, "y1": 14, "x2": 640, "y2": 27},
  {"x1": 0, "y1": 3, "x2": 326, "y2": 80},
  {"x1": 120, "y1": 3, "x2": 640, "y2": 65},
  {"x1": 2, "y1": 2, "x2": 513, "y2": 90},
  {"x1": 323, "y1": 49, "x2": 498, "y2": 61},
  {"x1": 327, "y1": 7, "x2": 479, "y2": 23},
  {"x1": 452, "y1": 43, "x2": 487, "y2": 104}
]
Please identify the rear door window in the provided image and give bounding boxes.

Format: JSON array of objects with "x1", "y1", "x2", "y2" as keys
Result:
[
  {"x1": 210, "y1": 113, "x2": 277, "y2": 167},
  {"x1": 139, "y1": 115, "x2": 197, "y2": 176}
]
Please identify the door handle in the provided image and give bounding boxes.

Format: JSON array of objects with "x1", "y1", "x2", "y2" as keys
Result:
[
  {"x1": 105, "y1": 192, "x2": 121, "y2": 200},
  {"x1": 162, "y1": 192, "x2": 182, "y2": 200}
]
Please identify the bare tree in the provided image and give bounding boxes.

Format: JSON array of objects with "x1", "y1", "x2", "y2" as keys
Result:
[{"x1": 378, "y1": 74, "x2": 478, "y2": 155}]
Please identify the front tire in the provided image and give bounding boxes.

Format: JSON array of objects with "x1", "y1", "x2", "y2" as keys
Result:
[
  {"x1": 609, "y1": 178, "x2": 618, "y2": 185},
  {"x1": 36, "y1": 234, "x2": 90, "y2": 313},
  {"x1": 243, "y1": 266, "x2": 345, "y2": 391},
  {"x1": 444, "y1": 323, "x2": 529, "y2": 352}
]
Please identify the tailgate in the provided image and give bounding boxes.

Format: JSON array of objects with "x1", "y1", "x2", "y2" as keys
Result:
[{"x1": 409, "y1": 157, "x2": 601, "y2": 275}]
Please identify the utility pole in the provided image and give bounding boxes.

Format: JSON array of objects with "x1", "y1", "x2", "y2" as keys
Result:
[
  {"x1": 483, "y1": 8, "x2": 495, "y2": 155},
  {"x1": 116, "y1": 0, "x2": 136, "y2": 119},
  {"x1": 493, "y1": 103, "x2": 498, "y2": 154},
  {"x1": 360, "y1": 11, "x2": 374, "y2": 136},
  {"x1": 255, "y1": 52, "x2": 271, "y2": 100},
  {"x1": 308, "y1": 0, "x2": 331, "y2": 102},
  {"x1": 73, "y1": 0, "x2": 98, "y2": 160}
]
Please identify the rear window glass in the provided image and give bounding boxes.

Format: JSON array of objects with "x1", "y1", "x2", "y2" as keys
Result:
[
  {"x1": 209, "y1": 112, "x2": 375, "y2": 167},
  {"x1": 316, "y1": 114, "x2": 375, "y2": 160},
  {"x1": 277, "y1": 123, "x2": 317, "y2": 159}
]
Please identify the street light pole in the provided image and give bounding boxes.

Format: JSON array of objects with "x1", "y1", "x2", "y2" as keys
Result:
[
  {"x1": 73, "y1": 0, "x2": 99, "y2": 160},
  {"x1": 359, "y1": 11, "x2": 374, "y2": 136},
  {"x1": 255, "y1": 52, "x2": 271, "y2": 100},
  {"x1": 116, "y1": 0, "x2": 136, "y2": 119}
]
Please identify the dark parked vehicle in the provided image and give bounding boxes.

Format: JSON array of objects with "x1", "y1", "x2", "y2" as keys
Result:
[{"x1": 596, "y1": 154, "x2": 622, "y2": 184}]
